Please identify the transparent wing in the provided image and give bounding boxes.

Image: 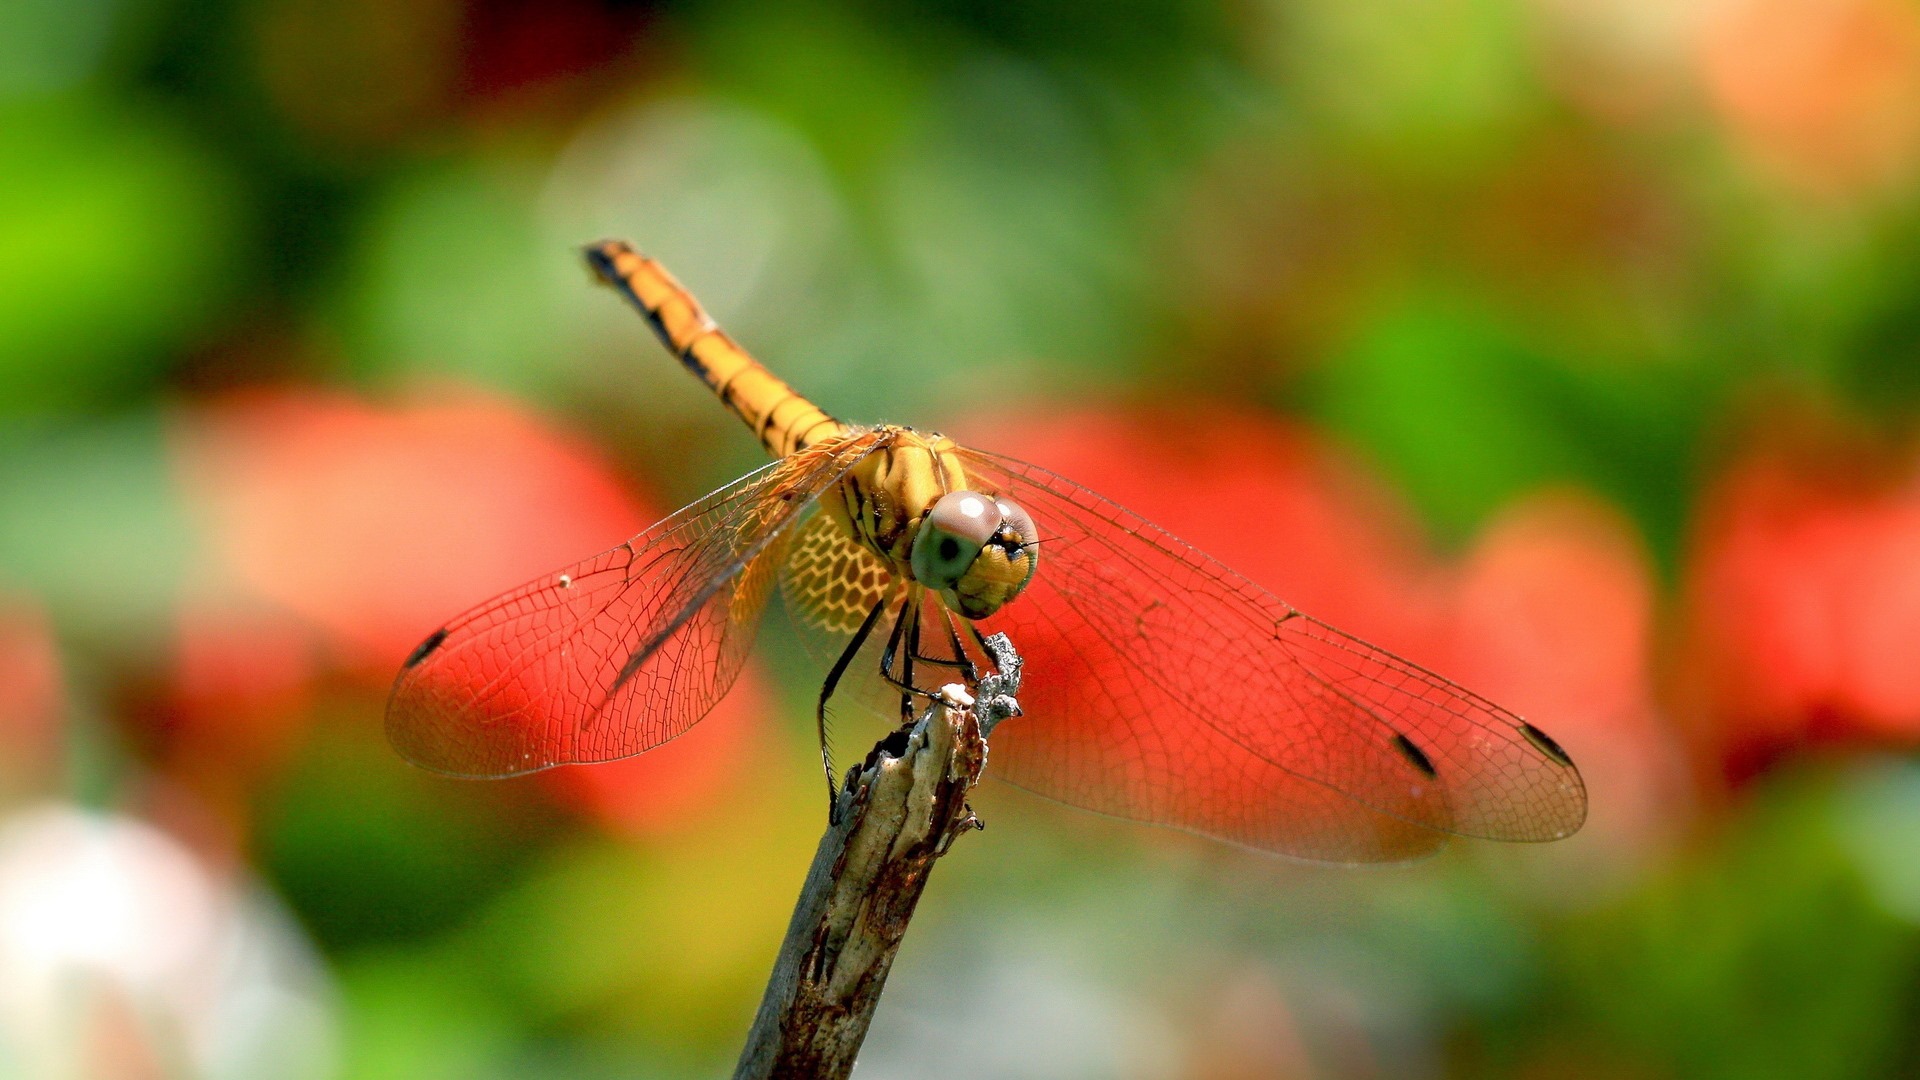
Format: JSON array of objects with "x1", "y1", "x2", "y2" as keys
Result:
[
  {"x1": 958, "y1": 447, "x2": 1588, "y2": 862},
  {"x1": 782, "y1": 511, "x2": 896, "y2": 636},
  {"x1": 386, "y1": 430, "x2": 890, "y2": 777}
]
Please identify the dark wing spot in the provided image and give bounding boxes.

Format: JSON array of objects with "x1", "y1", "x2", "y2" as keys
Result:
[
  {"x1": 1391, "y1": 731, "x2": 1437, "y2": 779},
  {"x1": 1519, "y1": 722, "x2": 1575, "y2": 768},
  {"x1": 403, "y1": 627, "x2": 449, "y2": 669}
]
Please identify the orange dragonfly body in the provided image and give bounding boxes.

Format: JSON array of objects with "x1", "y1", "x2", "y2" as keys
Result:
[{"x1": 386, "y1": 240, "x2": 1587, "y2": 862}]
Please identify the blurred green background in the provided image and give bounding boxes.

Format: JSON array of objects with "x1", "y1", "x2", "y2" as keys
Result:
[{"x1": 7, "y1": 0, "x2": 1920, "y2": 1076}]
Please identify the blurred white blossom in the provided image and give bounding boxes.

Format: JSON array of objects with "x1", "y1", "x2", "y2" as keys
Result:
[{"x1": 0, "y1": 806, "x2": 335, "y2": 1080}]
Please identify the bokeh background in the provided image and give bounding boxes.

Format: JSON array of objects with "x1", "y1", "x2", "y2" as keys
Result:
[{"x1": 6, "y1": 0, "x2": 1920, "y2": 1076}]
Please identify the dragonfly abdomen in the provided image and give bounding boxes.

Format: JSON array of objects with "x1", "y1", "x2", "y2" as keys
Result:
[{"x1": 586, "y1": 240, "x2": 846, "y2": 459}]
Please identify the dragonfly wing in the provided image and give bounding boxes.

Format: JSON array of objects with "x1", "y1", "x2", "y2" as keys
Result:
[
  {"x1": 782, "y1": 511, "x2": 897, "y2": 636},
  {"x1": 387, "y1": 429, "x2": 890, "y2": 777},
  {"x1": 957, "y1": 447, "x2": 1587, "y2": 861}
]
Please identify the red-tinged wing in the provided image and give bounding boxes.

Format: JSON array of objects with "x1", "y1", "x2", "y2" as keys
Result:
[
  {"x1": 386, "y1": 430, "x2": 890, "y2": 777},
  {"x1": 958, "y1": 447, "x2": 1588, "y2": 862}
]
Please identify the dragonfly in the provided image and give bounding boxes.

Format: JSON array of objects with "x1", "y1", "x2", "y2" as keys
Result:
[{"x1": 386, "y1": 240, "x2": 1587, "y2": 862}]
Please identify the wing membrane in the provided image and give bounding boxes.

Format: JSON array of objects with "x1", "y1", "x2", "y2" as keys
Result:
[
  {"x1": 958, "y1": 447, "x2": 1587, "y2": 861},
  {"x1": 782, "y1": 511, "x2": 896, "y2": 636},
  {"x1": 386, "y1": 430, "x2": 889, "y2": 777}
]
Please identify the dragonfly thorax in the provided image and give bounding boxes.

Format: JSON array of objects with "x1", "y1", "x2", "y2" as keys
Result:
[{"x1": 831, "y1": 427, "x2": 1040, "y2": 619}]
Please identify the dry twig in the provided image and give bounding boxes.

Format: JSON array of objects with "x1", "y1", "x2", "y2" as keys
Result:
[{"x1": 732, "y1": 634, "x2": 1023, "y2": 1079}]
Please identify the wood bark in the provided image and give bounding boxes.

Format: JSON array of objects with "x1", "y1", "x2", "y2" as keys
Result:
[{"x1": 732, "y1": 634, "x2": 1022, "y2": 1080}]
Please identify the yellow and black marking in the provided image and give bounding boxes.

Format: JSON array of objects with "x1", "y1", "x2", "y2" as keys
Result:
[
  {"x1": 827, "y1": 434, "x2": 968, "y2": 567},
  {"x1": 586, "y1": 240, "x2": 846, "y2": 459}
]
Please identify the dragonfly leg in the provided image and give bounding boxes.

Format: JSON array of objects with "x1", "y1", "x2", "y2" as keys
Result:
[
  {"x1": 903, "y1": 606, "x2": 974, "y2": 673},
  {"x1": 876, "y1": 591, "x2": 911, "y2": 692},
  {"x1": 877, "y1": 593, "x2": 916, "y2": 726},
  {"x1": 941, "y1": 607, "x2": 980, "y2": 684},
  {"x1": 818, "y1": 596, "x2": 891, "y2": 820},
  {"x1": 866, "y1": 591, "x2": 954, "y2": 711},
  {"x1": 874, "y1": 669, "x2": 945, "y2": 700},
  {"x1": 962, "y1": 620, "x2": 1002, "y2": 677},
  {"x1": 900, "y1": 594, "x2": 925, "y2": 725}
]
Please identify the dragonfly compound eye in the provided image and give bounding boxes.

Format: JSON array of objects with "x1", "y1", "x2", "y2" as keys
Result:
[
  {"x1": 911, "y1": 490, "x2": 999, "y2": 590},
  {"x1": 911, "y1": 492, "x2": 1040, "y2": 619}
]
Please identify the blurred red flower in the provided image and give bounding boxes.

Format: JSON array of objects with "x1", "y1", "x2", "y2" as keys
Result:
[
  {"x1": 955, "y1": 406, "x2": 1451, "y2": 858},
  {"x1": 457, "y1": 0, "x2": 656, "y2": 110},
  {"x1": 1434, "y1": 494, "x2": 1684, "y2": 880},
  {"x1": 173, "y1": 387, "x2": 650, "y2": 674},
  {"x1": 1682, "y1": 434, "x2": 1920, "y2": 780},
  {"x1": 164, "y1": 588, "x2": 324, "y2": 809},
  {"x1": 0, "y1": 599, "x2": 62, "y2": 804},
  {"x1": 543, "y1": 670, "x2": 768, "y2": 840},
  {"x1": 167, "y1": 386, "x2": 771, "y2": 833},
  {"x1": 958, "y1": 407, "x2": 1441, "y2": 651},
  {"x1": 958, "y1": 405, "x2": 1679, "y2": 870}
]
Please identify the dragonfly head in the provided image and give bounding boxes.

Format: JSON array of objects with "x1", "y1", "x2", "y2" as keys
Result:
[{"x1": 910, "y1": 490, "x2": 1040, "y2": 619}]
